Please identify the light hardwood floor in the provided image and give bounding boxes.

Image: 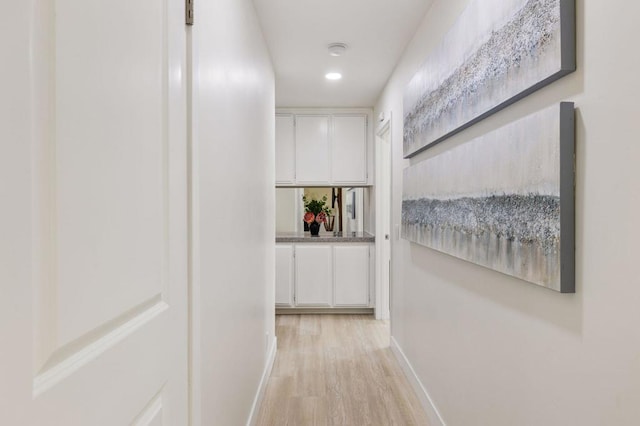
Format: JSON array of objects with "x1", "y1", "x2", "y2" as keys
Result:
[{"x1": 255, "y1": 315, "x2": 430, "y2": 426}]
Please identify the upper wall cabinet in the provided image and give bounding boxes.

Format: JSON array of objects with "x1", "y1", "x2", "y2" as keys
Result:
[
  {"x1": 275, "y1": 114, "x2": 295, "y2": 184},
  {"x1": 275, "y1": 109, "x2": 372, "y2": 186},
  {"x1": 331, "y1": 115, "x2": 367, "y2": 185},
  {"x1": 295, "y1": 115, "x2": 331, "y2": 184}
]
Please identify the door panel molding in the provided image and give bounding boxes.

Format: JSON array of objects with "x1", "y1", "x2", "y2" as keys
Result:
[
  {"x1": 34, "y1": 295, "x2": 167, "y2": 397},
  {"x1": 132, "y1": 388, "x2": 164, "y2": 426}
]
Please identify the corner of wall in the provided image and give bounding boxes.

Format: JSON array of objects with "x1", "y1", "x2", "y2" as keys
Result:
[{"x1": 245, "y1": 337, "x2": 277, "y2": 426}]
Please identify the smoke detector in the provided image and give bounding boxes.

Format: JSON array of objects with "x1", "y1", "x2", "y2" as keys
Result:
[{"x1": 328, "y1": 43, "x2": 348, "y2": 57}]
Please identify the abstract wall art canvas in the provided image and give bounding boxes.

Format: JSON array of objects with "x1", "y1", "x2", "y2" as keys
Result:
[
  {"x1": 403, "y1": 0, "x2": 575, "y2": 158},
  {"x1": 402, "y1": 103, "x2": 575, "y2": 292}
]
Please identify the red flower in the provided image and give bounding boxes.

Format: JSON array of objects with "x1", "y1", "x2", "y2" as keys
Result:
[
  {"x1": 315, "y1": 211, "x2": 327, "y2": 224},
  {"x1": 304, "y1": 212, "x2": 315, "y2": 224}
]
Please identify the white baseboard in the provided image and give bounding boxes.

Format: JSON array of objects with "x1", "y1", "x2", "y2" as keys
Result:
[
  {"x1": 246, "y1": 336, "x2": 278, "y2": 426},
  {"x1": 390, "y1": 336, "x2": 446, "y2": 426}
]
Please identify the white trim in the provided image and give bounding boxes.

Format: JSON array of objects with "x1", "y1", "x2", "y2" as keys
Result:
[
  {"x1": 276, "y1": 107, "x2": 372, "y2": 115},
  {"x1": 246, "y1": 337, "x2": 278, "y2": 426},
  {"x1": 390, "y1": 336, "x2": 446, "y2": 426},
  {"x1": 374, "y1": 115, "x2": 392, "y2": 320},
  {"x1": 294, "y1": 188, "x2": 304, "y2": 233},
  {"x1": 188, "y1": 23, "x2": 202, "y2": 426}
]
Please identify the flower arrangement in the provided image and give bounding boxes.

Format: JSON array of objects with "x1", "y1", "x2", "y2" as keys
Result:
[
  {"x1": 302, "y1": 194, "x2": 331, "y2": 218},
  {"x1": 303, "y1": 194, "x2": 331, "y2": 235},
  {"x1": 304, "y1": 211, "x2": 327, "y2": 225}
]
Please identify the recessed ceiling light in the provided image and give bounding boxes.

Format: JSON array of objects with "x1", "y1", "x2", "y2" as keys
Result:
[
  {"x1": 328, "y1": 43, "x2": 348, "y2": 57},
  {"x1": 325, "y1": 72, "x2": 342, "y2": 81}
]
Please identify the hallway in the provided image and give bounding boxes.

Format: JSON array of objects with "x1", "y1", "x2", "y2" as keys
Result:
[{"x1": 256, "y1": 315, "x2": 430, "y2": 425}]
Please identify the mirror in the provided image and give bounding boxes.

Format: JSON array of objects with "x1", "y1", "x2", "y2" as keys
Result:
[{"x1": 276, "y1": 187, "x2": 365, "y2": 235}]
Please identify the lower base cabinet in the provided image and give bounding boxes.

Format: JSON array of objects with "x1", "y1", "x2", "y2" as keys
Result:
[
  {"x1": 295, "y1": 245, "x2": 333, "y2": 306},
  {"x1": 333, "y1": 245, "x2": 370, "y2": 306},
  {"x1": 275, "y1": 243, "x2": 371, "y2": 308},
  {"x1": 275, "y1": 245, "x2": 294, "y2": 307}
]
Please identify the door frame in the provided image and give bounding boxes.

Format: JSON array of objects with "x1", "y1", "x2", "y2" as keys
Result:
[{"x1": 375, "y1": 114, "x2": 392, "y2": 320}]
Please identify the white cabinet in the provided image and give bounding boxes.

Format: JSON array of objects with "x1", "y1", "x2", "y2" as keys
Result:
[
  {"x1": 295, "y1": 244, "x2": 333, "y2": 306},
  {"x1": 275, "y1": 109, "x2": 371, "y2": 186},
  {"x1": 275, "y1": 244, "x2": 294, "y2": 306},
  {"x1": 331, "y1": 115, "x2": 368, "y2": 185},
  {"x1": 333, "y1": 245, "x2": 370, "y2": 306},
  {"x1": 295, "y1": 115, "x2": 330, "y2": 184},
  {"x1": 275, "y1": 114, "x2": 295, "y2": 184},
  {"x1": 274, "y1": 242, "x2": 372, "y2": 310}
]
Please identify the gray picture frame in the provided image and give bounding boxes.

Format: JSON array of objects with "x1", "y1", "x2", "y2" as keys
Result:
[
  {"x1": 402, "y1": 103, "x2": 575, "y2": 292},
  {"x1": 558, "y1": 101, "x2": 575, "y2": 293},
  {"x1": 403, "y1": 0, "x2": 576, "y2": 158}
]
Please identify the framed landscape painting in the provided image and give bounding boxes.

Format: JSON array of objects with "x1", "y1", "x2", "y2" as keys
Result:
[
  {"x1": 402, "y1": 103, "x2": 575, "y2": 292},
  {"x1": 403, "y1": 0, "x2": 575, "y2": 157}
]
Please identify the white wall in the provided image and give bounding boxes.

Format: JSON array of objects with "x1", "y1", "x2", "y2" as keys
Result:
[
  {"x1": 191, "y1": 0, "x2": 275, "y2": 424},
  {"x1": 376, "y1": 0, "x2": 640, "y2": 424}
]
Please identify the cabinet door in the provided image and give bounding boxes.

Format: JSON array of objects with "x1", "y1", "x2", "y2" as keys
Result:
[
  {"x1": 295, "y1": 115, "x2": 330, "y2": 184},
  {"x1": 295, "y1": 245, "x2": 333, "y2": 306},
  {"x1": 275, "y1": 245, "x2": 294, "y2": 306},
  {"x1": 331, "y1": 115, "x2": 367, "y2": 184},
  {"x1": 334, "y1": 245, "x2": 370, "y2": 306},
  {"x1": 275, "y1": 114, "x2": 295, "y2": 184}
]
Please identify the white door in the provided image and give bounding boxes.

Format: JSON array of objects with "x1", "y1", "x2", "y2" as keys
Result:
[
  {"x1": 275, "y1": 245, "x2": 294, "y2": 307},
  {"x1": 295, "y1": 245, "x2": 333, "y2": 306},
  {"x1": 334, "y1": 245, "x2": 370, "y2": 306},
  {"x1": 1, "y1": 1, "x2": 188, "y2": 425}
]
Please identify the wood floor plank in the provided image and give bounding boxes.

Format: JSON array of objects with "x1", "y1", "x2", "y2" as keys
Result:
[{"x1": 255, "y1": 315, "x2": 431, "y2": 426}]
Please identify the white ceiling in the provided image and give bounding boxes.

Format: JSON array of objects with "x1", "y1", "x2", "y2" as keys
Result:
[{"x1": 252, "y1": 0, "x2": 434, "y2": 108}]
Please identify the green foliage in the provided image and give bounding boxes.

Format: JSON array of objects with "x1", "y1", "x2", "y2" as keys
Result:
[{"x1": 302, "y1": 194, "x2": 332, "y2": 216}]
